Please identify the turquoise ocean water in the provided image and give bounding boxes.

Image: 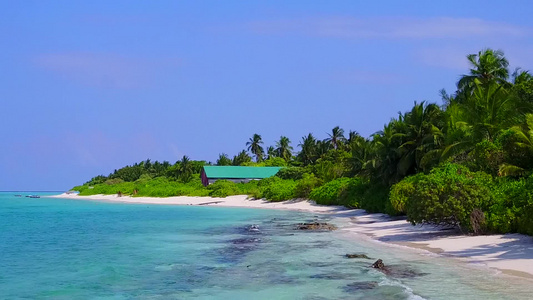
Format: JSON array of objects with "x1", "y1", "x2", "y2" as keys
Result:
[{"x1": 0, "y1": 192, "x2": 531, "y2": 299}]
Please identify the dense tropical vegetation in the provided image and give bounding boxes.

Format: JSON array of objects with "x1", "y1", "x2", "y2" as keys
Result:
[{"x1": 73, "y1": 49, "x2": 533, "y2": 236}]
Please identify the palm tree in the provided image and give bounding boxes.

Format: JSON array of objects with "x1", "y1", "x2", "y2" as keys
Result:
[
  {"x1": 370, "y1": 120, "x2": 403, "y2": 184},
  {"x1": 246, "y1": 134, "x2": 264, "y2": 162},
  {"x1": 315, "y1": 139, "x2": 331, "y2": 158},
  {"x1": 266, "y1": 146, "x2": 277, "y2": 159},
  {"x1": 143, "y1": 159, "x2": 152, "y2": 170},
  {"x1": 347, "y1": 135, "x2": 374, "y2": 177},
  {"x1": 512, "y1": 68, "x2": 533, "y2": 85},
  {"x1": 395, "y1": 102, "x2": 444, "y2": 177},
  {"x1": 439, "y1": 72, "x2": 525, "y2": 166},
  {"x1": 458, "y1": 48, "x2": 509, "y2": 93},
  {"x1": 178, "y1": 155, "x2": 193, "y2": 182},
  {"x1": 448, "y1": 80, "x2": 517, "y2": 144},
  {"x1": 499, "y1": 114, "x2": 533, "y2": 176},
  {"x1": 325, "y1": 126, "x2": 346, "y2": 149},
  {"x1": 216, "y1": 153, "x2": 232, "y2": 166},
  {"x1": 347, "y1": 130, "x2": 360, "y2": 144},
  {"x1": 298, "y1": 133, "x2": 317, "y2": 166},
  {"x1": 232, "y1": 150, "x2": 252, "y2": 166},
  {"x1": 276, "y1": 136, "x2": 293, "y2": 161},
  {"x1": 512, "y1": 69, "x2": 533, "y2": 116},
  {"x1": 151, "y1": 160, "x2": 163, "y2": 176}
]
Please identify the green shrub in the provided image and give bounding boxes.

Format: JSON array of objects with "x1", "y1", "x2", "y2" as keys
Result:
[
  {"x1": 135, "y1": 174, "x2": 153, "y2": 184},
  {"x1": 402, "y1": 163, "x2": 493, "y2": 233},
  {"x1": 487, "y1": 176, "x2": 533, "y2": 235},
  {"x1": 307, "y1": 177, "x2": 391, "y2": 212},
  {"x1": 357, "y1": 181, "x2": 394, "y2": 214},
  {"x1": 276, "y1": 167, "x2": 307, "y2": 180},
  {"x1": 134, "y1": 177, "x2": 208, "y2": 197},
  {"x1": 312, "y1": 150, "x2": 351, "y2": 182},
  {"x1": 257, "y1": 177, "x2": 296, "y2": 201},
  {"x1": 236, "y1": 180, "x2": 259, "y2": 195},
  {"x1": 247, "y1": 187, "x2": 262, "y2": 199},
  {"x1": 486, "y1": 179, "x2": 523, "y2": 233},
  {"x1": 294, "y1": 173, "x2": 322, "y2": 198},
  {"x1": 469, "y1": 140, "x2": 504, "y2": 176},
  {"x1": 261, "y1": 157, "x2": 287, "y2": 167},
  {"x1": 516, "y1": 176, "x2": 533, "y2": 236},
  {"x1": 105, "y1": 178, "x2": 124, "y2": 185},
  {"x1": 76, "y1": 176, "x2": 210, "y2": 197},
  {"x1": 78, "y1": 181, "x2": 135, "y2": 196},
  {"x1": 309, "y1": 177, "x2": 352, "y2": 205},
  {"x1": 313, "y1": 160, "x2": 346, "y2": 182},
  {"x1": 84, "y1": 175, "x2": 107, "y2": 186},
  {"x1": 207, "y1": 180, "x2": 241, "y2": 198},
  {"x1": 205, "y1": 179, "x2": 262, "y2": 198},
  {"x1": 392, "y1": 167, "x2": 533, "y2": 235},
  {"x1": 390, "y1": 173, "x2": 423, "y2": 213},
  {"x1": 71, "y1": 185, "x2": 84, "y2": 192}
]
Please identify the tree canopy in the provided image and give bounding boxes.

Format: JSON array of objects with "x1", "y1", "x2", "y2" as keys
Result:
[{"x1": 74, "y1": 48, "x2": 533, "y2": 236}]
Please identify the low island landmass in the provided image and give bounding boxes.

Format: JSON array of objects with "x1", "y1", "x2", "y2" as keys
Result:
[{"x1": 66, "y1": 49, "x2": 533, "y2": 279}]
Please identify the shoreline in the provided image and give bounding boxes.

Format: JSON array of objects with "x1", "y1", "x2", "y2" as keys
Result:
[{"x1": 52, "y1": 193, "x2": 533, "y2": 279}]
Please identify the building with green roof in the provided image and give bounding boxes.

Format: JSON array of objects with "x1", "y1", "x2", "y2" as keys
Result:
[{"x1": 200, "y1": 166, "x2": 282, "y2": 186}]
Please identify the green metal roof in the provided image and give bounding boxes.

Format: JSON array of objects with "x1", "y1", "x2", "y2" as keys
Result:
[{"x1": 202, "y1": 166, "x2": 281, "y2": 179}]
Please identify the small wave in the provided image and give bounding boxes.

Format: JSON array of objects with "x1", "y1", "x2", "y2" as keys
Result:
[
  {"x1": 467, "y1": 260, "x2": 487, "y2": 267},
  {"x1": 154, "y1": 264, "x2": 176, "y2": 271},
  {"x1": 419, "y1": 251, "x2": 440, "y2": 258},
  {"x1": 379, "y1": 277, "x2": 427, "y2": 300}
]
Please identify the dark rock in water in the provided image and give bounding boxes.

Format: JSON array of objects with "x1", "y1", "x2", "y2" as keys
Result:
[
  {"x1": 212, "y1": 238, "x2": 261, "y2": 264},
  {"x1": 295, "y1": 222, "x2": 337, "y2": 231},
  {"x1": 371, "y1": 259, "x2": 385, "y2": 269},
  {"x1": 248, "y1": 224, "x2": 260, "y2": 232},
  {"x1": 343, "y1": 281, "x2": 379, "y2": 292},
  {"x1": 278, "y1": 233, "x2": 295, "y2": 236},
  {"x1": 385, "y1": 265, "x2": 429, "y2": 279},
  {"x1": 369, "y1": 259, "x2": 428, "y2": 278},
  {"x1": 345, "y1": 253, "x2": 372, "y2": 259}
]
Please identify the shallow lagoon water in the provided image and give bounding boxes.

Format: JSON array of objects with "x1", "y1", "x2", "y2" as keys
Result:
[{"x1": 0, "y1": 192, "x2": 531, "y2": 299}]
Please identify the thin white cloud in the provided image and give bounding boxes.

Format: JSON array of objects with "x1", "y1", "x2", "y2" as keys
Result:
[
  {"x1": 329, "y1": 70, "x2": 407, "y2": 85},
  {"x1": 248, "y1": 16, "x2": 527, "y2": 40},
  {"x1": 415, "y1": 44, "x2": 533, "y2": 71},
  {"x1": 416, "y1": 47, "x2": 473, "y2": 70},
  {"x1": 35, "y1": 52, "x2": 157, "y2": 89}
]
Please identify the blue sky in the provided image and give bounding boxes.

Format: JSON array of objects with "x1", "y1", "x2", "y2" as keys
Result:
[{"x1": 1, "y1": 1, "x2": 533, "y2": 190}]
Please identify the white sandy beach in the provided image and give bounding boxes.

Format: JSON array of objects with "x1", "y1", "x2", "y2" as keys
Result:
[{"x1": 53, "y1": 193, "x2": 533, "y2": 279}]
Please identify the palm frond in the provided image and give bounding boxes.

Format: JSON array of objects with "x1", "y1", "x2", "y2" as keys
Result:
[{"x1": 498, "y1": 163, "x2": 526, "y2": 177}]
